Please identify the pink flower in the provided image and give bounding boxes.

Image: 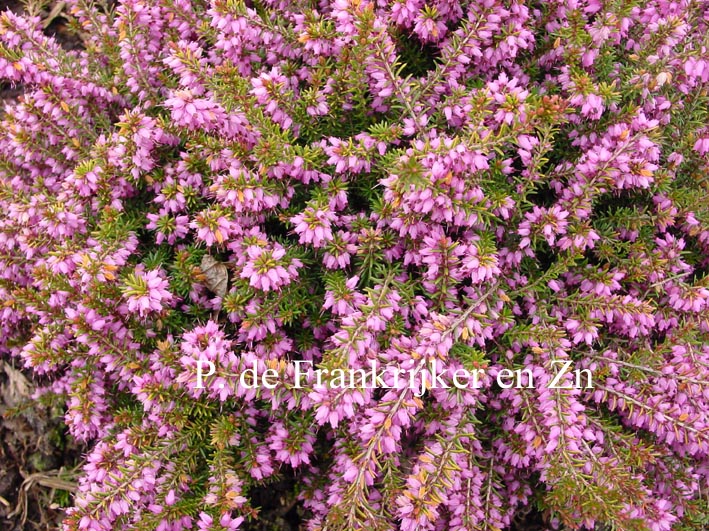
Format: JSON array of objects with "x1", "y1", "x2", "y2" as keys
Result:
[
  {"x1": 693, "y1": 137, "x2": 709, "y2": 155},
  {"x1": 165, "y1": 89, "x2": 226, "y2": 131},
  {"x1": 519, "y1": 205, "x2": 569, "y2": 247},
  {"x1": 239, "y1": 243, "x2": 302, "y2": 292},
  {"x1": 146, "y1": 212, "x2": 190, "y2": 244},
  {"x1": 121, "y1": 267, "x2": 175, "y2": 317},
  {"x1": 291, "y1": 207, "x2": 336, "y2": 248},
  {"x1": 191, "y1": 209, "x2": 234, "y2": 246}
]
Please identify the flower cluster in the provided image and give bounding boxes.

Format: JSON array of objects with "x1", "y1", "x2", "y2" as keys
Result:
[{"x1": 0, "y1": 0, "x2": 708, "y2": 530}]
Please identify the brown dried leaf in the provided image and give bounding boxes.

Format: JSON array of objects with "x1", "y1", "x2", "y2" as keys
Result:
[
  {"x1": 1, "y1": 361, "x2": 32, "y2": 408},
  {"x1": 200, "y1": 255, "x2": 228, "y2": 298}
]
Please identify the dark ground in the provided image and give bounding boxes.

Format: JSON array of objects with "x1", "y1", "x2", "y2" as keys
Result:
[{"x1": 0, "y1": 362, "x2": 77, "y2": 530}]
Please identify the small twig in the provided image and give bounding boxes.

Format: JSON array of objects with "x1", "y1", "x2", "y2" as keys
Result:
[
  {"x1": 42, "y1": 1, "x2": 66, "y2": 29},
  {"x1": 7, "y1": 471, "x2": 77, "y2": 526}
]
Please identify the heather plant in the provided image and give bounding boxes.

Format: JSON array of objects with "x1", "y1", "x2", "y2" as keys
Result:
[{"x1": 0, "y1": 0, "x2": 708, "y2": 530}]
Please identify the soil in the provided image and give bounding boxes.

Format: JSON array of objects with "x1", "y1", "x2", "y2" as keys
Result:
[{"x1": 0, "y1": 362, "x2": 79, "y2": 531}]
